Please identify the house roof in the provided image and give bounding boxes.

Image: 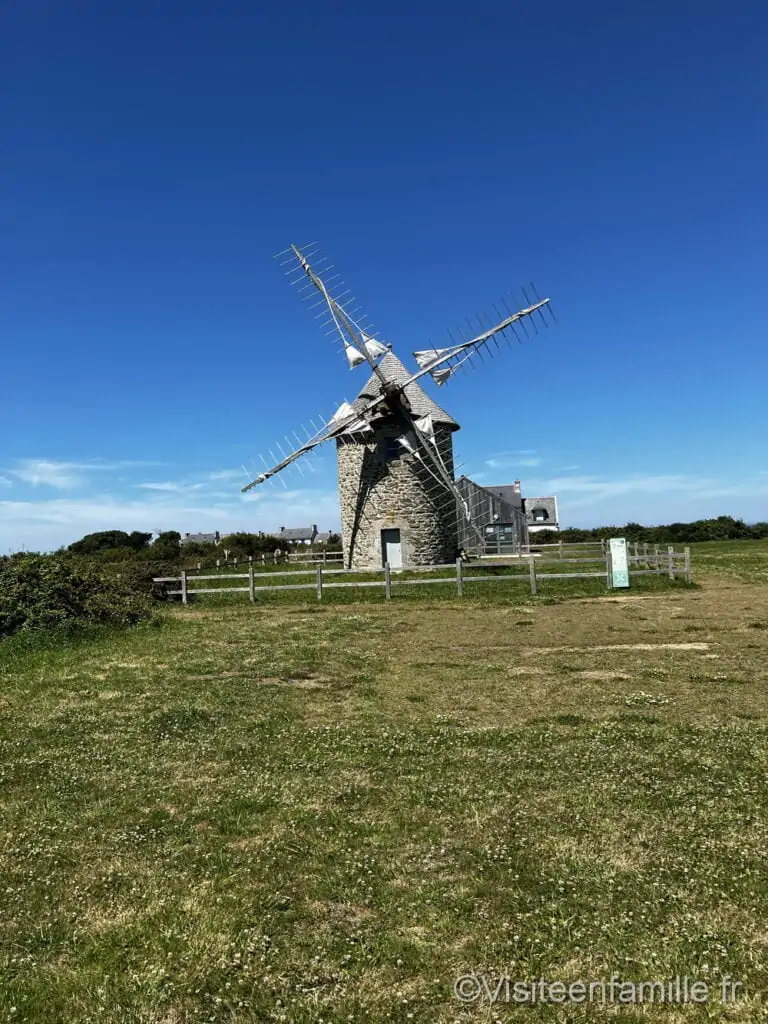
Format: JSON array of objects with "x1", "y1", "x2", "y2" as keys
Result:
[
  {"x1": 523, "y1": 496, "x2": 558, "y2": 524},
  {"x1": 348, "y1": 352, "x2": 459, "y2": 431},
  {"x1": 485, "y1": 484, "x2": 523, "y2": 510},
  {"x1": 315, "y1": 531, "x2": 333, "y2": 542},
  {"x1": 279, "y1": 526, "x2": 316, "y2": 541},
  {"x1": 455, "y1": 475, "x2": 526, "y2": 522},
  {"x1": 180, "y1": 532, "x2": 219, "y2": 545}
]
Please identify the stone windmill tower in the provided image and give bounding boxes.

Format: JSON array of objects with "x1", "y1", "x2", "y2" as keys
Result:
[
  {"x1": 241, "y1": 244, "x2": 554, "y2": 568},
  {"x1": 336, "y1": 351, "x2": 459, "y2": 568}
]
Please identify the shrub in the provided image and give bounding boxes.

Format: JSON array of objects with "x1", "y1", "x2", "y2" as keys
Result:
[
  {"x1": 0, "y1": 555, "x2": 152, "y2": 640},
  {"x1": 96, "y1": 559, "x2": 183, "y2": 602}
]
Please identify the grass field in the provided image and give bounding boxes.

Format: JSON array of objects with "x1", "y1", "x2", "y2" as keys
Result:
[{"x1": 2, "y1": 541, "x2": 768, "y2": 1021}]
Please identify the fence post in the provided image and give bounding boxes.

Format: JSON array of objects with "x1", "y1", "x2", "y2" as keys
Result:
[
  {"x1": 262, "y1": 553, "x2": 266, "y2": 566},
  {"x1": 180, "y1": 569, "x2": 188, "y2": 606},
  {"x1": 316, "y1": 564, "x2": 323, "y2": 601},
  {"x1": 559, "y1": 538, "x2": 563, "y2": 559},
  {"x1": 456, "y1": 556, "x2": 464, "y2": 597},
  {"x1": 216, "y1": 558, "x2": 220, "y2": 570},
  {"x1": 529, "y1": 556, "x2": 537, "y2": 596},
  {"x1": 605, "y1": 544, "x2": 612, "y2": 588},
  {"x1": 248, "y1": 564, "x2": 255, "y2": 603},
  {"x1": 667, "y1": 545, "x2": 675, "y2": 580},
  {"x1": 684, "y1": 546, "x2": 692, "y2": 584},
  {"x1": 385, "y1": 561, "x2": 391, "y2": 600},
  {"x1": 643, "y1": 541, "x2": 649, "y2": 567}
]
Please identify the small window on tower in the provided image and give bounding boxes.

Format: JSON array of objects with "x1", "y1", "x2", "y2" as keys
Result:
[{"x1": 380, "y1": 438, "x2": 400, "y2": 461}]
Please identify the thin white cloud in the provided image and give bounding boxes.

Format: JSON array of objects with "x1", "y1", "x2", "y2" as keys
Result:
[
  {"x1": 523, "y1": 474, "x2": 712, "y2": 508},
  {"x1": 521, "y1": 472, "x2": 768, "y2": 512},
  {"x1": 485, "y1": 455, "x2": 542, "y2": 470},
  {"x1": 0, "y1": 476, "x2": 12, "y2": 488},
  {"x1": 208, "y1": 469, "x2": 246, "y2": 481},
  {"x1": 12, "y1": 460, "x2": 90, "y2": 489},
  {"x1": 0, "y1": 487, "x2": 341, "y2": 553},
  {"x1": 10, "y1": 458, "x2": 165, "y2": 490},
  {"x1": 136, "y1": 481, "x2": 206, "y2": 493}
]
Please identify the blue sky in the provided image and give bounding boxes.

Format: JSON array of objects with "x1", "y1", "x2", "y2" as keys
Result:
[{"x1": 2, "y1": 1, "x2": 766, "y2": 551}]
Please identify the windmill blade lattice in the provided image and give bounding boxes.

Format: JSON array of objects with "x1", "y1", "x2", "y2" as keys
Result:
[
  {"x1": 240, "y1": 244, "x2": 556, "y2": 565},
  {"x1": 276, "y1": 243, "x2": 389, "y2": 371}
]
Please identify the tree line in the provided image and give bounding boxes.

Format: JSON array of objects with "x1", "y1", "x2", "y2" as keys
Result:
[
  {"x1": 65, "y1": 529, "x2": 342, "y2": 562},
  {"x1": 528, "y1": 515, "x2": 768, "y2": 546}
]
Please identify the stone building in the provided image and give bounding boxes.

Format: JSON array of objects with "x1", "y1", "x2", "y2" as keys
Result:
[{"x1": 336, "y1": 352, "x2": 459, "y2": 569}]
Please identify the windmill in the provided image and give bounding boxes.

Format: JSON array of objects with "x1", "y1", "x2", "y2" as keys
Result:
[{"x1": 241, "y1": 244, "x2": 555, "y2": 569}]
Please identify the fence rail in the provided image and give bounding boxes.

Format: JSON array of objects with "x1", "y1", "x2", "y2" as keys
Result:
[
  {"x1": 155, "y1": 546, "x2": 692, "y2": 604},
  {"x1": 183, "y1": 551, "x2": 344, "y2": 574}
]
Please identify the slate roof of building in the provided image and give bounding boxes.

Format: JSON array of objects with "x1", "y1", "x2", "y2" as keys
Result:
[
  {"x1": 279, "y1": 526, "x2": 316, "y2": 541},
  {"x1": 522, "y1": 496, "x2": 558, "y2": 525},
  {"x1": 349, "y1": 352, "x2": 459, "y2": 431},
  {"x1": 180, "y1": 532, "x2": 219, "y2": 545},
  {"x1": 486, "y1": 484, "x2": 523, "y2": 510},
  {"x1": 455, "y1": 476, "x2": 525, "y2": 522}
]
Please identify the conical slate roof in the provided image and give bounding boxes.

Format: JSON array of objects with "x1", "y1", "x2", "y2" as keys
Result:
[{"x1": 350, "y1": 351, "x2": 459, "y2": 431}]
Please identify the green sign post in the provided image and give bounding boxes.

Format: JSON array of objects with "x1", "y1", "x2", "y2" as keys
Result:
[{"x1": 608, "y1": 537, "x2": 630, "y2": 588}]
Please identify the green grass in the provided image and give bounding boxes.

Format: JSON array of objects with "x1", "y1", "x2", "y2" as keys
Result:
[
  {"x1": 686, "y1": 539, "x2": 768, "y2": 582},
  {"x1": 1, "y1": 542, "x2": 767, "y2": 1021}
]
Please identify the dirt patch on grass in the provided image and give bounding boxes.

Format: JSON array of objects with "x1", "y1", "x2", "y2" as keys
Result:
[
  {"x1": 577, "y1": 670, "x2": 631, "y2": 680},
  {"x1": 525, "y1": 642, "x2": 712, "y2": 654},
  {"x1": 258, "y1": 675, "x2": 331, "y2": 689}
]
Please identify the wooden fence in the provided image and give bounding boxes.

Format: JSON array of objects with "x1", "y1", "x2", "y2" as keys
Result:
[
  {"x1": 526, "y1": 539, "x2": 690, "y2": 561},
  {"x1": 155, "y1": 546, "x2": 692, "y2": 604},
  {"x1": 186, "y1": 550, "x2": 344, "y2": 573}
]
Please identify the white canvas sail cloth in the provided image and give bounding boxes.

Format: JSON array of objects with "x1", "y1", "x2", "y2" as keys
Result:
[
  {"x1": 397, "y1": 415, "x2": 450, "y2": 475},
  {"x1": 413, "y1": 348, "x2": 453, "y2": 386},
  {"x1": 330, "y1": 400, "x2": 373, "y2": 435},
  {"x1": 330, "y1": 400, "x2": 356, "y2": 424},
  {"x1": 344, "y1": 334, "x2": 389, "y2": 369},
  {"x1": 396, "y1": 414, "x2": 438, "y2": 456},
  {"x1": 344, "y1": 344, "x2": 367, "y2": 368},
  {"x1": 361, "y1": 333, "x2": 389, "y2": 358},
  {"x1": 413, "y1": 414, "x2": 437, "y2": 446}
]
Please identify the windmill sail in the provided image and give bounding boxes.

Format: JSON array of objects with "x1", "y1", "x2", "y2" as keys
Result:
[
  {"x1": 279, "y1": 244, "x2": 390, "y2": 373},
  {"x1": 243, "y1": 243, "x2": 555, "y2": 554},
  {"x1": 412, "y1": 296, "x2": 552, "y2": 387}
]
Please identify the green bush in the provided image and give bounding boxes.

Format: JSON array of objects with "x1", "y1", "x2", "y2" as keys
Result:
[
  {"x1": 96, "y1": 559, "x2": 182, "y2": 602},
  {"x1": 0, "y1": 555, "x2": 152, "y2": 640}
]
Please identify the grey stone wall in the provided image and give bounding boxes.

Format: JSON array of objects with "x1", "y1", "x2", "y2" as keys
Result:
[{"x1": 336, "y1": 424, "x2": 458, "y2": 568}]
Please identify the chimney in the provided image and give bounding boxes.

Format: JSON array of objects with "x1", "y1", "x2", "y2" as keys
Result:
[{"x1": 513, "y1": 480, "x2": 521, "y2": 494}]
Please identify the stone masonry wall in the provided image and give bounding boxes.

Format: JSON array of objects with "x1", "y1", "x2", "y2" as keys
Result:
[{"x1": 336, "y1": 424, "x2": 458, "y2": 569}]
